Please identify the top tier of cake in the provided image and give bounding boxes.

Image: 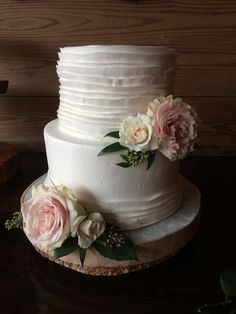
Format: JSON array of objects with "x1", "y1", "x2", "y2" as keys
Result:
[{"x1": 57, "y1": 45, "x2": 176, "y2": 140}]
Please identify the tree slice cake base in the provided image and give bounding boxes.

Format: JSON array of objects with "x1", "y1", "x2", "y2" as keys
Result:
[{"x1": 21, "y1": 175, "x2": 201, "y2": 276}]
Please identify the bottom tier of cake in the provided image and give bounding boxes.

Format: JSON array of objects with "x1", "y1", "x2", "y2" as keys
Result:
[{"x1": 44, "y1": 119, "x2": 183, "y2": 230}]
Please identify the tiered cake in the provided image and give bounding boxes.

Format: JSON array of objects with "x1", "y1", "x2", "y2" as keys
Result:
[
  {"x1": 44, "y1": 45, "x2": 182, "y2": 230},
  {"x1": 20, "y1": 45, "x2": 200, "y2": 275}
]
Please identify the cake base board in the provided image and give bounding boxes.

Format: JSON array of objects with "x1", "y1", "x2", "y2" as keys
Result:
[{"x1": 21, "y1": 175, "x2": 201, "y2": 276}]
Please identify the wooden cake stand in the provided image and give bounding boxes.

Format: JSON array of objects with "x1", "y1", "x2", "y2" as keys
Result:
[{"x1": 21, "y1": 175, "x2": 201, "y2": 276}]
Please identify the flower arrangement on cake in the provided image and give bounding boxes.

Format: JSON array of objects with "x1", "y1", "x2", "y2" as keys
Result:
[
  {"x1": 6, "y1": 184, "x2": 138, "y2": 265},
  {"x1": 99, "y1": 95, "x2": 198, "y2": 169}
]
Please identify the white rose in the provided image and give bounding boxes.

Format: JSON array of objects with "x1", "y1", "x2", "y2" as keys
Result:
[
  {"x1": 72, "y1": 212, "x2": 106, "y2": 249},
  {"x1": 119, "y1": 113, "x2": 158, "y2": 152},
  {"x1": 21, "y1": 185, "x2": 86, "y2": 251}
]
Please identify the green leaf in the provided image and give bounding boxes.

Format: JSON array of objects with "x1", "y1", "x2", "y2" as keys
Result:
[
  {"x1": 78, "y1": 247, "x2": 87, "y2": 266},
  {"x1": 146, "y1": 151, "x2": 156, "y2": 170},
  {"x1": 104, "y1": 131, "x2": 120, "y2": 139},
  {"x1": 116, "y1": 162, "x2": 132, "y2": 168},
  {"x1": 120, "y1": 154, "x2": 129, "y2": 162},
  {"x1": 93, "y1": 234, "x2": 138, "y2": 261},
  {"x1": 220, "y1": 268, "x2": 236, "y2": 297},
  {"x1": 53, "y1": 237, "x2": 78, "y2": 261},
  {"x1": 98, "y1": 142, "x2": 127, "y2": 156}
]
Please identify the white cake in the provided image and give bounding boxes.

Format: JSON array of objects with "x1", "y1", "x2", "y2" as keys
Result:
[{"x1": 44, "y1": 45, "x2": 183, "y2": 230}]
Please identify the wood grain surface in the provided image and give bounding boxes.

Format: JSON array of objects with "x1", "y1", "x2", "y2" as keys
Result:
[
  {"x1": 0, "y1": 142, "x2": 20, "y2": 183},
  {"x1": 0, "y1": 81, "x2": 8, "y2": 94},
  {"x1": 0, "y1": 0, "x2": 235, "y2": 153}
]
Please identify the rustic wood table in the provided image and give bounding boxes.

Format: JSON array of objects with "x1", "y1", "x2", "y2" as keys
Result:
[{"x1": 0, "y1": 153, "x2": 235, "y2": 314}]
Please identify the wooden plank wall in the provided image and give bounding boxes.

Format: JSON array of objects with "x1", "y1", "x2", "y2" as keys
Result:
[{"x1": 0, "y1": 0, "x2": 235, "y2": 154}]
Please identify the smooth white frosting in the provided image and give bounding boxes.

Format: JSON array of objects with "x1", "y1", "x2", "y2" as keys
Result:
[
  {"x1": 56, "y1": 45, "x2": 176, "y2": 140},
  {"x1": 44, "y1": 120, "x2": 182, "y2": 230}
]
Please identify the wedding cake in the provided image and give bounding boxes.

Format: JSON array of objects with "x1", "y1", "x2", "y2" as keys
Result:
[
  {"x1": 43, "y1": 45, "x2": 191, "y2": 231},
  {"x1": 18, "y1": 46, "x2": 199, "y2": 274}
]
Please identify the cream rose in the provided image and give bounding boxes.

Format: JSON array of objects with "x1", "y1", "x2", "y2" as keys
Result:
[
  {"x1": 21, "y1": 185, "x2": 86, "y2": 250},
  {"x1": 119, "y1": 113, "x2": 158, "y2": 152},
  {"x1": 72, "y1": 212, "x2": 105, "y2": 249},
  {"x1": 148, "y1": 95, "x2": 198, "y2": 160}
]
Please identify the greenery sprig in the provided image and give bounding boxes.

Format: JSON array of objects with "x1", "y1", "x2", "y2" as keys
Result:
[
  {"x1": 98, "y1": 131, "x2": 156, "y2": 170},
  {"x1": 5, "y1": 211, "x2": 23, "y2": 230},
  {"x1": 117, "y1": 150, "x2": 156, "y2": 170}
]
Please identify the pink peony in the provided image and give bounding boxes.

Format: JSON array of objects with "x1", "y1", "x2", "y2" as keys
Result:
[
  {"x1": 21, "y1": 185, "x2": 86, "y2": 250},
  {"x1": 148, "y1": 95, "x2": 198, "y2": 160}
]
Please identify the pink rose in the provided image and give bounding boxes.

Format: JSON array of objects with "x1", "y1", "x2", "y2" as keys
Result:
[
  {"x1": 148, "y1": 95, "x2": 197, "y2": 160},
  {"x1": 21, "y1": 185, "x2": 86, "y2": 250}
]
